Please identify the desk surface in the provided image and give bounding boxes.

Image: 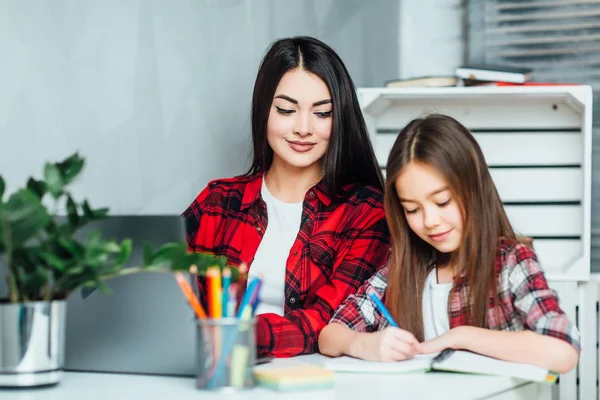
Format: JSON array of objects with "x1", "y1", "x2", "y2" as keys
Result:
[{"x1": 0, "y1": 355, "x2": 545, "y2": 400}]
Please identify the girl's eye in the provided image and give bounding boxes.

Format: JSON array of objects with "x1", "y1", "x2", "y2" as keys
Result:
[
  {"x1": 405, "y1": 208, "x2": 418, "y2": 214},
  {"x1": 437, "y1": 199, "x2": 451, "y2": 207},
  {"x1": 276, "y1": 106, "x2": 294, "y2": 115},
  {"x1": 315, "y1": 111, "x2": 332, "y2": 119}
]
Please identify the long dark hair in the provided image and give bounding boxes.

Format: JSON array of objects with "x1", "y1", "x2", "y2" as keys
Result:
[
  {"x1": 246, "y1": 36, "x2": 384, "y2": 195},
  {"x1": 384, "y1": 114, "x2": 517, "y2": 341}
]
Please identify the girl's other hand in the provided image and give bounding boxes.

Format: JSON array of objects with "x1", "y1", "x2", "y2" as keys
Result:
[
  {"x1": 354, "y1": 327, "x2": 420, "y2": 362},
  {"x1": 419, "y1": 326, "x2": 467, "y2": 354}
]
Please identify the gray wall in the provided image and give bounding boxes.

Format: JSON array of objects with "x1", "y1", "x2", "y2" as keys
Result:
[
  {"x1": 399, "y1": 0, "x2": 465, "y2": 79},
  {"x1": 0, "y1": 0, "x2": 400, "y2": 216}
]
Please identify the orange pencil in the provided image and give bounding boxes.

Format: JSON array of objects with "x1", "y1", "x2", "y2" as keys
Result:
[
  {"x1": 174, "y1": 271, "x2": 207, "y2": 320},
  {"x1": 206, "y1": 267, "x2": 222, "y2": 318}
]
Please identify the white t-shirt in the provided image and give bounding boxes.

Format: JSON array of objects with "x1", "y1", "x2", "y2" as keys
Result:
[
  {"x1": 422, "y1": 268, "x2": 453, "y2": 341},
  {"x1": 247, "y1": 180, "x2": 303, "y2": 316}
]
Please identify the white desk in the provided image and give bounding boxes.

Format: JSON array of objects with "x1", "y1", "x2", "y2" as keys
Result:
[{"x1": 0, "y1": 355, "x2": 553, "y2": 400}]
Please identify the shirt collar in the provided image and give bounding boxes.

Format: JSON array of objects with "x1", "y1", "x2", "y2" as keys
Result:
[{"x1": 240, "y1": 172, "x2": 332, "y2": 210}]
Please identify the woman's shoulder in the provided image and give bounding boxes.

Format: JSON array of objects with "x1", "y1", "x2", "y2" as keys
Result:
[
  {"x1": 193, "y1": 172, "x2": 261, "y2": 206},
  {"x1": 339, "y1": 183, "x2": 385, "y2": 208}
]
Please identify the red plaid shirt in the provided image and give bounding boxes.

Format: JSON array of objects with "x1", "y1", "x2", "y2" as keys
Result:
[
  {"x1": 183, "y1": 172, "x2": 390, "y2": 357},
  {"x1": 330, "y1": 240, "x2": 580, "y2": 350}
]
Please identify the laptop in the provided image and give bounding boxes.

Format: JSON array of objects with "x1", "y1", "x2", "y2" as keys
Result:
[{"x1": 64, "y1": 216, "x2": 199, "y2": 377}]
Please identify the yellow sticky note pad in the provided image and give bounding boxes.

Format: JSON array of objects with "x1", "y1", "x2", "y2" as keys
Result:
[
  {"x1": 254, "y1": 364, "x2": 335, "y2": 391},
  {"x1": 545, "y1": 372, "x2": 558, "y2": 384}
]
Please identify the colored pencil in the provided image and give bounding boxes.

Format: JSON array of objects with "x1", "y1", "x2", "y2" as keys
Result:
[{"x1": 173, "y1": 271, "x2": 207, "y2": 320}]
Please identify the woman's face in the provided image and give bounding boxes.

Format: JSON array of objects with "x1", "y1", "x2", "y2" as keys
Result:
[{"x1": 267, "y1": 68, "x2": 333, "y2": 171}]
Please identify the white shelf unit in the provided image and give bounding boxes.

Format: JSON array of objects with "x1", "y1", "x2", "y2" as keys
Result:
[{"x1": 357, "y1": 86, "x2": 595, "y2": 400}]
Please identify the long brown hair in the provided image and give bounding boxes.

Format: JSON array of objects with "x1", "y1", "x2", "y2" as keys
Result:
[{"x1": 384, "y1": 114, "x2": 517, "y2": 341}]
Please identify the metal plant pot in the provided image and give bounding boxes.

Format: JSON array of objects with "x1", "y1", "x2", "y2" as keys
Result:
[{"x1": 0, "y1": 300, "x2": 66, "y2": 387}]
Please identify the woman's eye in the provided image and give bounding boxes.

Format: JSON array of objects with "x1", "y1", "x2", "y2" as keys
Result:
[
  {"x1": 405, "y1": 208, "x2": 418, "y2": 214},
  {"x1": 276, "y1": 106, "x2": 294, "y2": 115},
  {"x1": 437, "y1": 199, "x2": 451, "y2": 207},
  {"x1": 315, "y1": 111, "x2": 332, "y2": 119}
]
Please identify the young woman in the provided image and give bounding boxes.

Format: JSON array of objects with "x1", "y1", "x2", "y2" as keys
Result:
[
  {"x1": 318, "y1": 114, "x2": 580, "y2": 374},
  {"x1": 183, "y1": 36, "x2": 390, "y2": 357}
]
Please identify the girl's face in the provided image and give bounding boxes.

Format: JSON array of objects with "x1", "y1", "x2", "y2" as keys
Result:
[
  {"x1": 395, "y1": 161, "x2": 464, "y2": 253},
  {"x1": 267, "y1": 68, "x2": 333, "y2": 170}
]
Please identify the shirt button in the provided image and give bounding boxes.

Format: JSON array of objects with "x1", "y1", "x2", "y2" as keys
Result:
[
  {"x1": 309, "y1": 191, "x2": 315, "y2": 197},
  {"x1": 256, "y1": 226, "x2": 262, "y2": 232},
  {"x1": 289, "y1": 297, "x2": 296, "y2": 304}
]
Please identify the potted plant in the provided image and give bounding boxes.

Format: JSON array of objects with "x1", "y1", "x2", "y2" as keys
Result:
[{"x1": 0, "y1": 153, "x2": 237, "y2": 387}]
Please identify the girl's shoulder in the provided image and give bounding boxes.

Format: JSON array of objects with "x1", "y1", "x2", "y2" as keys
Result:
[{"x1": 495, "y1": 237, "x2": 541, "y2": 276}]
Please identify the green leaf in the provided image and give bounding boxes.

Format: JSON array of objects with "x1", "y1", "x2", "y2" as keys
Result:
[
  {"x1": 67, "y1": 195, "x2": 81, "y2": 228},
  {"x1": 182, "y1": 251, "x2": 228, "y2": 275},
  {"x1": 115, "y1": 239, "x2": 132, "y2": 267},
  {"x1": 82, "y1": 200, "x2": 93, "y2": 219},
  {"x1": 104, "y1": 241, "x2": 121, "y2": 253},
  {"x1": 20, "y1": 266, "x2": 49, "y2": 300},
  {"x1": 58, "y1": 153, "x2": 85, "y2": 185},
  {"x1": 0, "y1": 189, "x2": 51, "y2": 248},
  {"x1": 44, "y1": 163, "x2": 64, "y2": 198},
  {"x1": 148, "y1": 242, "x2": 187, "y2": 267},
  {"x1": 65, "y1": 266, "x2": 85, "y2": 275},
  {"x1": 26, "y1": 178, "x2": 47, "y2": 199},
  {"x1": 81, "y1": 200, "x2": 109, "y2": 221},
  {"x1": 142, "y1": 242, "x2": 154, "y2": 265},
  {"x1": 66, "y1": 195, "x2": 80, "y2": 227},
  {"x1": 57, "y1": 235, "x2": 83, "y2": 259},
  {"x1": 0, "y1": 175, "x2": 5, "y2": 202},
  {"x1": 90, "y1": 277, "x2": 111, "y2": 294},
  {"x1": 39, "y1": 251, "x2": 68, "y2": 272},
  {"x1": 93, "y1": 207, "x2": 109, "y2": 219}
]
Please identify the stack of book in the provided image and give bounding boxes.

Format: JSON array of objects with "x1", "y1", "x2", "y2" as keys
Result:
[{"x1": 384, "y1": 64, "x2": 550, "y2": 88}]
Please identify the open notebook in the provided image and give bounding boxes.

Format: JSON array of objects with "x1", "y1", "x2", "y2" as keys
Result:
[{"x1": 323, "y1": 350, "x2": 558, "y2": 384}]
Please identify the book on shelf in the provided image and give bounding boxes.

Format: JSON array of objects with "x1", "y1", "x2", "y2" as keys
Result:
[
  {"x1": 455, "y1": 64, "x2": 533, "y2": 84},
  {"x1": 323, "y1": 350, "x2": 558, "y2": 384},
  {"x1": 461, "y1": 79, "x2": 578, "y2": 87},
  {"x1": 385, "y1": 75, "x2": 459, "y2": 88}
]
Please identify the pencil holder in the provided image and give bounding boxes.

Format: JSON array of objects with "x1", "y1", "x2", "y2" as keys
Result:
[{"x1": 196, "y1": 318, "x2": 256, "y2": 391}]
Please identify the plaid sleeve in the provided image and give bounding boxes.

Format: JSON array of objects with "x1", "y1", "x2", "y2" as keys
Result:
[
  {"x1": 181, "y1": 185, "x2": 210, "y2": 252},
  {"x1": 255, "y1": 216, "x2": 390, "y2": 357},
  {"x1": 508, "y1": 245, "x2": 581, "y2": 351},
  {"x1": 328, "y1": 263, "x2": 390, "y2": 332}
]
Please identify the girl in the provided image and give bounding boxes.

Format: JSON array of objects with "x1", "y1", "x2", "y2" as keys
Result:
[
  {"x1": 183, "y1": 36, "x2": 389, "y2": 357},
  {"x1": 318, "y1": 114, "x2": 580, "y2": 374}
]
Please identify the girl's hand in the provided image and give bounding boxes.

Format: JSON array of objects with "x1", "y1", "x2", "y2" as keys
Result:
[
  {"x1": 354, "y1": 327, "x2": 420, "y2": 362},
  {"x1": 419, "y1": 326, "x2": 469, "y2": 354}
]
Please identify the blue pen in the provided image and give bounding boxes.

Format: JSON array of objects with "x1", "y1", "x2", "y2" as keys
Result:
[
  {"x1": 367, "y1": 289, "x2": 399, "y2": 328},
  {"x1": 235, "y1": 277, "x2": 260, "y2": 318},
  {"x1": 249, "y1": 277, "x2": 263, "y2": 315}
]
